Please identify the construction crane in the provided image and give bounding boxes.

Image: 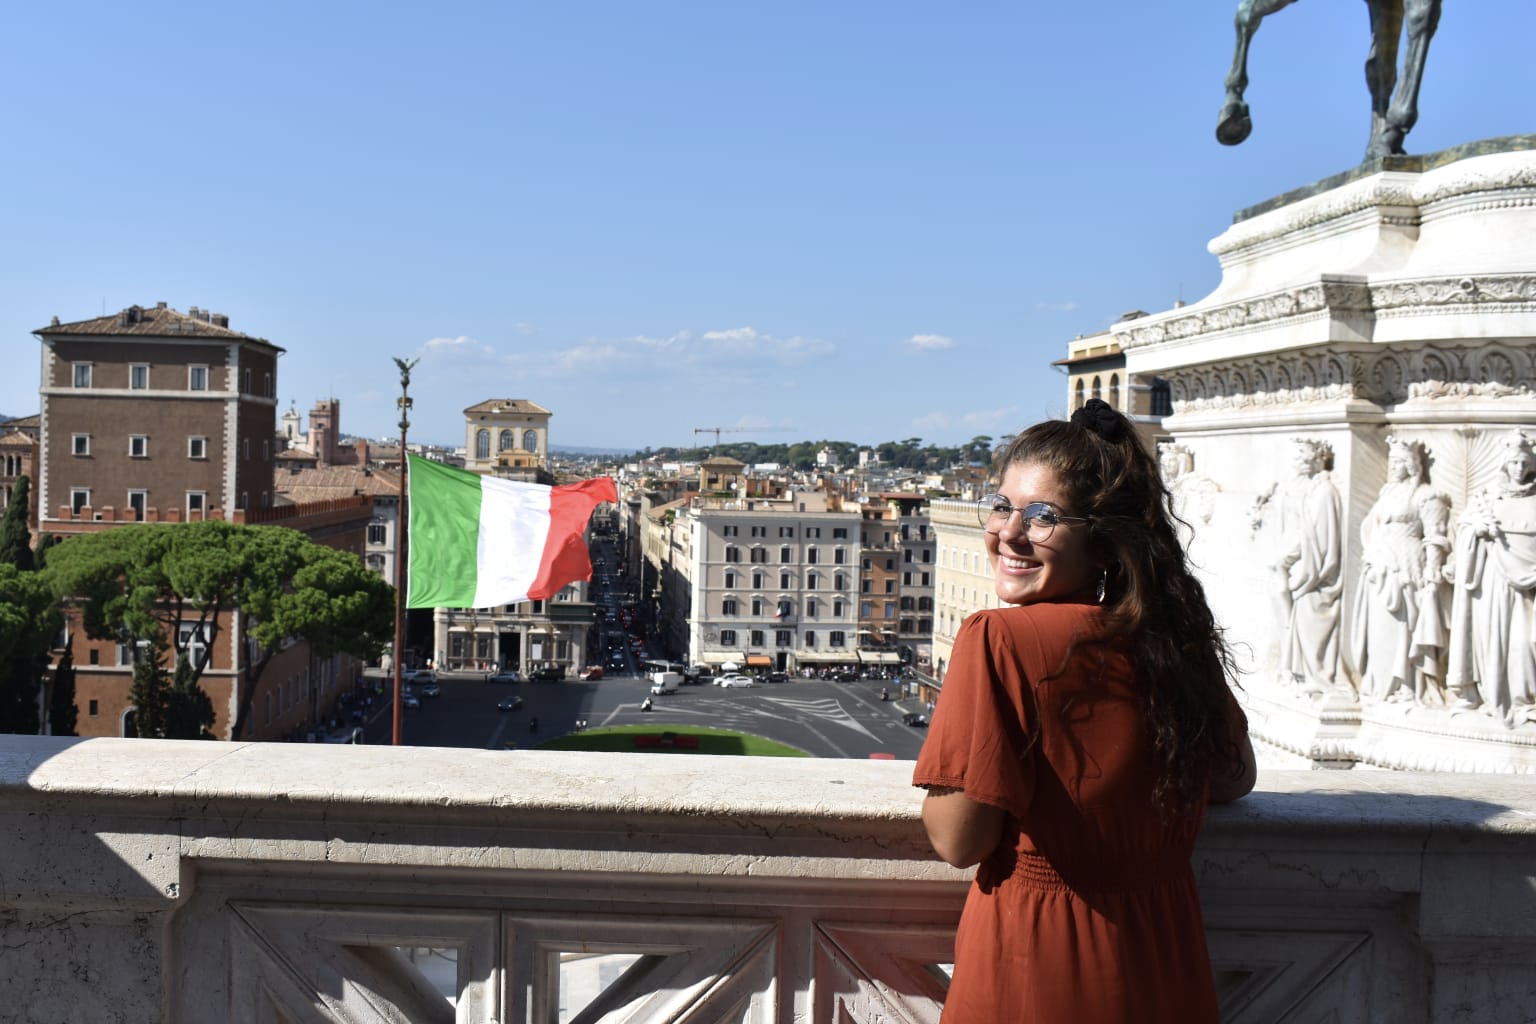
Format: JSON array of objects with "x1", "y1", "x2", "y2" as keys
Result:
[{"x1": 692, "y1": 426, "x2": 790, "y2": 456}]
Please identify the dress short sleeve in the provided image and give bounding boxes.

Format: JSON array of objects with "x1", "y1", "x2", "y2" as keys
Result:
[{"x1": 912, "y1": 611, "x2": 1035, "y2": 819}]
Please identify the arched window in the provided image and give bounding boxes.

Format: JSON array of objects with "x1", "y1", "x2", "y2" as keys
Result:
[
  {"x1": 523, "y1": 429, "x2": 538, "y2": 452},
  {"x1": 1091, "y1": 375, "x2": 1102, "y2": 401},
  {"x1": 1075, "y1": 378, "x2": 1086, "y2": 410},
  {"x1": 1109, "y1": 373, "x2": 1121, "y2": 410},
  {"x1": 475, "y1": 430, "x2": 490, "y2": 459},
  {"x1": 498, "y1": 429, "x2": 514, "y2": 451}
]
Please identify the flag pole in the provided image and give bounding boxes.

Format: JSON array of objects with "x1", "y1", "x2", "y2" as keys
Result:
[{"x1": 391, "y1": 357, "x2": 419, "y2": 746}]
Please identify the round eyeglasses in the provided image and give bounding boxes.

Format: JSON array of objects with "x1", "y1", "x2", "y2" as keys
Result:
[{"x1": 977, "y1": 495, "x2": 1091, "y2": 541}]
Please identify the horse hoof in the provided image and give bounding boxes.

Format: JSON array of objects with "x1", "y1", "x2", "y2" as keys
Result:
[{"x1": 1216, "y1": 101, "x2": 1251, "y2": 146}]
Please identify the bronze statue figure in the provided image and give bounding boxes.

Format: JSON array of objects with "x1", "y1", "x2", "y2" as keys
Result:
[{"x1": 1217, "y1": 0, "x2": 1442, "y2": 161}]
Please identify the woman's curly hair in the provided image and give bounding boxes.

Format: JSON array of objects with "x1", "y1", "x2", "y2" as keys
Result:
[{"x1": 998, "y1": 399, "x2": 1239, "y2": 812}]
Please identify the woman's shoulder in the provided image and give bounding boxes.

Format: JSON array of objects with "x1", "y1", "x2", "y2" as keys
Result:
[{"x1": 961, "y1": 603, "x2": 1105, "y2": 654}]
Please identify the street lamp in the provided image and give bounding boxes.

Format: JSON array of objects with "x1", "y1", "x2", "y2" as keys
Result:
[{"x1": 390, "y1": 356, "x2": 418, "y2": 746}]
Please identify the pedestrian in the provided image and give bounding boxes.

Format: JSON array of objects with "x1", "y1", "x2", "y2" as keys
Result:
[{"x1": 912, "y1": 399, "x2": 1255, "y2": 1022}]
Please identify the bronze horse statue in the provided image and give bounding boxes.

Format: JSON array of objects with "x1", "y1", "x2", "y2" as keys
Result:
[{"x1": 1217, "y1": 0, "x2": 1442, "y2": 160}]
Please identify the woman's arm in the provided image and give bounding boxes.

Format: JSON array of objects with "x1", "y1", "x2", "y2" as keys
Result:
[
  {"x1": 1208, "y1": 701, "x2": 1257, "y2": 804},
  {"x1": 921, "y1": 787, "x2": 1007, "y2": 868}
]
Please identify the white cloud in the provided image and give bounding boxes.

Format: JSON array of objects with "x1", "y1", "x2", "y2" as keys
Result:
[
  {"x1": 422, "y1": 335, "x2": 496, "y2": 359},
  {"x1": 701, "y1": 327, "x2": 763, "y2": 343},
  {"x1": 910, "y1": 412, "x2": 951, "y2": 431},
  {"x1": 961, "y1": 407, "x2": 1020, "y2": 430},
  {"x1": 1034, "y1": 301, "x2": 1079, "y2": 313},
  {"x1": 906, "y1": 333, "x2": 956, "y2": 352}
]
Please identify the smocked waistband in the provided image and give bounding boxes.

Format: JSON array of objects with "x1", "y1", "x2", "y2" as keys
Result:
[{"x1": 985, "y1": 847, "x2": 1194, "y2": 894}]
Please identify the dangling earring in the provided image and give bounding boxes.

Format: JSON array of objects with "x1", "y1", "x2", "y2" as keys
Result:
[{"x1": 1096, "y1": 568, "x2": 1108, "y2": 604}]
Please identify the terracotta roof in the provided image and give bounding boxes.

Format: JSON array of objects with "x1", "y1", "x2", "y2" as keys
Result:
[
  {"x1": 462, "y1": 398, "x2": 551, "y2": 416},
  {"x1": 275, "y1": 465, "x2": 400, "y2": 504},
  {"x1": 35, "y1": 303, "x2": 284, "y2": 352}
]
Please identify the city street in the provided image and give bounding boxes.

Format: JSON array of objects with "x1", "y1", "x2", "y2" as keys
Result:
[{"x1": 363, "y1": 673, "x2": 931, "y2": 760}]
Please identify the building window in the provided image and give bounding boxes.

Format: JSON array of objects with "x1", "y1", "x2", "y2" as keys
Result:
[
  {"x1": 178, "y1": 622, "x2": 210, "y2": 671},
  {"x1": 89, "y1": 699, "x2": 99, "y2": 717},
  {"x1": 807, "y1": 547, "x2": 819, "y2": 564},
  {"x1": 263, "y1": 372, "x2": 272, "y2": 396},
  {"x1": 885, "y1": 601, "x2": 896, "y2": 618},
  {"x1": 834, "y1": 574, "x2": 846, "y2": 590},
  {"x1": 130, "y1": 364, "x2": 149, "y2": 389},
  {"x1": 71, "y1": 434, "x2": 90, "y2": 456},
  {"x1": 499, "y1": 429, "x2": 514, "y2": 451},
  {"x1": 129, "y1": 435, "x2": 148, "y2": 458},
  {"x1": 188, "y1": 436, "x2": 207, "y2": 459},
  {"x1": 720, "y1": 629, "x2": 737, "y2": 647},
  {"x1": 780, "y1": 546, "x2": 792, "y2": 563},
  {"x1": 1091, "y1": 375, "x2": 1102, "y2": 401},
  {"x1": 722, "y1": 598, "x2": 738, "y2": 616},
  {"x1": 262, "y1": 440, "x2": 270, "y2": 459},
  {"x1": 750, "y1": 630, "x2": 765, "y2": 647},
  {"x1": 833, "y1": 527, "x2": 848, "y2": 539},
  {"x1": 752, "y1": 571, "x2": 764, "y2": 589},
  {"x1": 238, "y1": 492, "x2": 248, "y2": 510},
  {"x1": 751, "y1": 547, "x2": 767, "y2": 563},
  {"x1": 780, "y1": 572, "x2": 791, "y2": 589},
  {"x1": 187, "y1": 491, "x2": 207, "y2": 518},
  {"x1": 751, "y1": 598, "x2": 763, "y2": 616},
  {"x1": 70, "y1": 488, "x2": 90, "y2": 514},
  {"x1": 832, "y1": 600, "x2": 844, "y2": 617},
  {"x1": 834, "y1": 547, "x2": 846, "y2": 564},
  {"x1": 242, "y1": 369, "x2": 252, "y2": 393},
  {"x1": 904, "y1": 550, "x2": 913, "y2": 563},
  {"x1": 241, "y1": 438, "x2": 250, "y2": 460},
  {"x1": 885, "y1": 558, "x2": 895, "y2": 570},
  {"x1": 1075, "y1": 378, "x2": 1086, "y2": 411},
  {"x1": 724, "y1": 571, "x2": 736, "y2": 588},
  {"x1": 72, "y1": 363, "x2": 92, "y2": 388},
  {"x1": 779, "y1": 526, "x2": 794, "y2": 538},
  {"x1": 830, "y1": 630, "x2": 846, "y2": 647},
  {"x1": 1150, "y1": 378, "x2": 1173, "y2": 416},
  {"x1": 368, "y1": 522, "x2": 386, "y2": 545},
  {"x1": 885, "y1": 579, "x2": 895, "y2": 594},
  {"x1": 805, "y1": 630, "x2": 817, "y2": 647},
  {"x1": 903, "y1": 571, "x2": 913, "y2": 585},
  {"x1": 476, "y1": 430, "x2": 490, "y2": 459},
  {"x1": 861, "y1": 579, "x2": 871, "y2": 593},
  {"x1": 723, "y1": 525, "x2": 738, "y2": 537},
  {"x1": 862, "y1": 557, "x2": 871, "y2": 570},
  {"x1": 806, "y1": 598, "x2": 818, "y2": 617},
  {"x1": 1109, "y1": 373, "x2": 1121, "y2": 410},
  {"x1": 807, "y1": 573, "x2": 818, "y2": 590},
  {"x1": 921, "y1": 572, "x2": 930, "y2": 586},
  {"x1": 127, "y1": 490, "x2": 148, "y2": 520},
  {"x1": 776, "y1": 630, "x2": 791, "y2": 647},
  {"x1": 725, "y1": 546, "x2": 740, "y2": 563},
  {"x1": 188, "y1": 365, "x2": 209, "y2": 391},
  {"x1": 806, "y1": 527, "x2": 821, "y2": 539},
  {"x1": 523, "y1": 430, "x2": 538, "y2": 452}
]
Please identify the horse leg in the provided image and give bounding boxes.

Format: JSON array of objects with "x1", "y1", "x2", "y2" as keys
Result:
[
  {"x1": 1379, "y1": 0, "x2": 1442, "y2": 157},
  {"x1": 1364, "y1": 0, "x2": 1404, "y2": 158},
  {"x1": 1218, "y1": 0, "x2": 1302, "y2": 146}
]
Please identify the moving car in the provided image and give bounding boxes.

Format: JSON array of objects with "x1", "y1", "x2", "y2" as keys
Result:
[
  {"x1": 716, "y1": 674, "x2": 755, "y2": 689},
  {"x1": 402, "y1": 693, "x2": 421, "y2": 709},
  {"x1": 488, "y1": 670, "x2": 521, "y2": 684},
  {"x1": 903, "y1": 712, "x2": 928, "y2": 727},
  {"x1": 496, "y1": 696, "x2": 524, "y2": 711},
  {"x1": 765, "y1": 671, "x2": 788, "y2": 684},
  {"x1": 419, "y1": 682, "x2": 441, "y2": 698},
  {"x1": 580, "y1": 666, "x2": 605, "y2": 680},
  {"x1": 529, "y1": 666, "x2": 565, "y2": 681},
  {"x1": 403, "y1": 669, "x2": 434, "y2": 683}
]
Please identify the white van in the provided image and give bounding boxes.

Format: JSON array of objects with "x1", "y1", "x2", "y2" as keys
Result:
[{"x1": 649, "y1": 671, "x2": 682, "y2": 695}]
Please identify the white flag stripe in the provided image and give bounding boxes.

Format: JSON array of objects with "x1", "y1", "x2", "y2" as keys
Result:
[{"x1": 473, "y1": 475, "x2": 553, "y2": 608}]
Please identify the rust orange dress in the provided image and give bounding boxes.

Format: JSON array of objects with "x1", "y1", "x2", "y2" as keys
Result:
[{"x1": 913, "y1": 603, "x2": 1222, "y2": 1023}]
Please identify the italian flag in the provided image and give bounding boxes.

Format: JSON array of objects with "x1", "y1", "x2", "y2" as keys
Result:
[{"x1": 405, "y1": 455, "x2": 617, "y2": 609}]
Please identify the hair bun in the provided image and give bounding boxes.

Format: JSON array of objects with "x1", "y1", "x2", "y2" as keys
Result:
[{"x1": 1070, "y1": 398, "x2": 1126, "y2": 441}]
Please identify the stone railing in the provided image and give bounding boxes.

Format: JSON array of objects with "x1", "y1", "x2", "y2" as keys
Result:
[{"x1": 1, "y1": 735, "x2": 1533, "y2": 1023}]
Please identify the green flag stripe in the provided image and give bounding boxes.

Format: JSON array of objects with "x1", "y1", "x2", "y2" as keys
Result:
[{"x1": 407, "y1": 455, "x2": 484, "y2": 609}]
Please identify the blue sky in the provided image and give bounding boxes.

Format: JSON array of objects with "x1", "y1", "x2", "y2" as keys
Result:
[{"x1": 4, "y1": 2, "x2": 1531, "y2": 451}]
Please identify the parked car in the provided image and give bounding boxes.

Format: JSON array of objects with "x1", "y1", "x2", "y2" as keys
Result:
[
  {"x1": 403, "y1": 669, "x2": 434, "y2": 682},
  {"x1": 580, "y1": 666, "x2": 605, "y2": 680},
  {"x1": 765, "y1": 671, "x2": 788, "y2": 684},
  {"x1": 529, "y1": 666, "x2": 565, "y2": 681},
  {"x1": 419, "y1": 682, "x2": 441, "y2": 698},
  {"x1": 487, "y1": 670, "x2": 521, "y2": 684},
  {"x1": 716, "y1": 674, "x2": 755, "y2": 689},
  {"x1": 903, "y1": 713, "x2": 928, "y2": 727},
  {"x1": 496, "y1": 696, "x2": 524, "y2": 711},
  {"x1": 402, "y1": 693, "x2": 421, "y2": 709},
  {"x1": 832, "y1": 670, "x2": 859, "y2": 682}
]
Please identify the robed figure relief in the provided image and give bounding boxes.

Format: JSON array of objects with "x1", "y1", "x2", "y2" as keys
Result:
[
  {"x1": 1448, "y1": 431, "x2": 1536, "y2": 725},
  {"x1": 1273, "y1": 439, "x2": 1344, "y2": 697},
  {"x1": 1348, "y1": 438, "x2": 1450, "y2": 704}
]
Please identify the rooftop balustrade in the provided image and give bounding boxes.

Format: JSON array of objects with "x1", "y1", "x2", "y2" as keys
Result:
[{"x1": 1, "y1": 735, "x2": 1532, "y2": 1023}]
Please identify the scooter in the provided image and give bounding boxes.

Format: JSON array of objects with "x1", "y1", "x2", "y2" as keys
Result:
[{"x1": 640, "y1": 698, "x2": 654, "y2": 712}]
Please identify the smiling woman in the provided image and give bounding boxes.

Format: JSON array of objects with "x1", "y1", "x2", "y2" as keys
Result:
[{"x1": 913, "y1": 399, "x2": 1255, "y2": 1023}]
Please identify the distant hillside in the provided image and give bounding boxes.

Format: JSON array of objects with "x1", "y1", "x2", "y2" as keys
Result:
[{"x1": 554, "y1": 445, "x2": 640, "y2": 458}]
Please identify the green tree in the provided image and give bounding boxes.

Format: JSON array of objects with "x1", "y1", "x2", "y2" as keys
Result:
[
  {"x1": 0, "y1": 563, "x2": 59, "y2": 734},
  {"x1": 46, "y1": 520, "x2": 395, "y2": 740},
  {"x1": 49, "y1": 642, "x2": 78, "y2": 737},
  {"x1": 0, "y1": 476, "x2": 35, "y2": 572},
  {"x1": 164, "y1": 653, "x2": 214, "y2": 740},
  {"x1": 127, "y1": 632, "x2": 170, "y2": 738}
]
